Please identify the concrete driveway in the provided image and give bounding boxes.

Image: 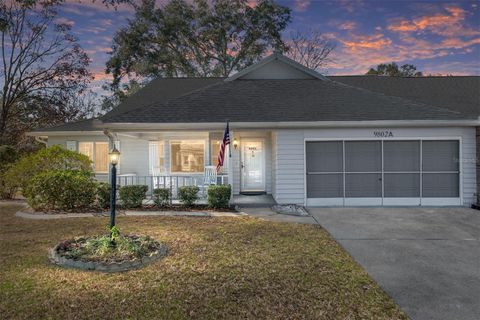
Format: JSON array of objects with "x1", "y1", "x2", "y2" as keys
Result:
[{"x1": 309, "y1": 207, "x2": 480, "y2": 320}]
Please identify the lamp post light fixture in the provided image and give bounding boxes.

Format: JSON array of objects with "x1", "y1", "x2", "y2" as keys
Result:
[
  {"x1": 109, "y1": 146, "x2": 121, "y2": 232},
  {"x1": 233, "y1": 138, "x2": 238, "y2": 150}
]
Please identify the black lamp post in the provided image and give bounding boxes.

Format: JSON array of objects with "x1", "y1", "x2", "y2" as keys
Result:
[{"x1": 109, "y1": 146, "x2": 120, "y2": 232}]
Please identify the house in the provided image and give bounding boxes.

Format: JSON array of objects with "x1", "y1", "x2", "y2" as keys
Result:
[{"x1": 28, "y1": 53, "x2": 480, "y2": 207}]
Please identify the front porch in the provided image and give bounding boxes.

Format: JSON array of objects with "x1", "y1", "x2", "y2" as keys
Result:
[
  {"x1": 116, "y1": 174, "x2": 276, "y2": 206},
  {"x1": 99, "y1": 129, "x2": 276, "y2": 204}
]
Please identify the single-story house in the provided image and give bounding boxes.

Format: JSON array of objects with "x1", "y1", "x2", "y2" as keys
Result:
[{"x1": 29, "y1": 53, "x2": 480, "y2": 207}]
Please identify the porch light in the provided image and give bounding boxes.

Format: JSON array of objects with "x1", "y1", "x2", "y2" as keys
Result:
[
  {"x1": 108, "y1": 146, "x2": 121, "y2": 237},
  {"x1": 233, "y1": 138, "x2": 238, "y2": 150},
  {"x1": 109, "y1": 146, "x2": 121, "y2": 166}
]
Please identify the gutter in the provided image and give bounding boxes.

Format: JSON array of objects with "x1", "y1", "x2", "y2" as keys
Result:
[
  {"x1": 101, "y1": 119, "x2": 480, "y2": 131},
  {"x1": 25, "y1": 118, "x2": 480, "y2": 136}
]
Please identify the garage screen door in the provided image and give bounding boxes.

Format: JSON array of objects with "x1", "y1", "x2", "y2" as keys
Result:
[{"x1": 306, "y1": 140, "x2": 460, "y2": 206}]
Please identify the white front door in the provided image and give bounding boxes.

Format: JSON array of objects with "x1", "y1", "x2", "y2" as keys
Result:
[{"x1": 241, "y1": 140, "x2": 265, "y2": 192}]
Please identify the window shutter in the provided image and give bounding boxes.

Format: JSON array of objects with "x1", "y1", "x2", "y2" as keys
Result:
[
  {"x1": 66, "y1": 141, "x2": 77, "y2": 151},
  {"x1": 149, "y1": 141, "x2": 159, "y2": 175}
]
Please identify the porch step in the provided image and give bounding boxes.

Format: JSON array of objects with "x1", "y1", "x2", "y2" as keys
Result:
[{"x1": 231, "y1": 194, "x2": 276, "y2": 208}]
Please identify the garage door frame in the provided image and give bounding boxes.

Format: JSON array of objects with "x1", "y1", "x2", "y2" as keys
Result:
[{"x1": 304, "y1": 137, "x2": 463, "y2": 207}]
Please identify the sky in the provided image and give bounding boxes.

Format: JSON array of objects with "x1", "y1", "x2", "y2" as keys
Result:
[{"x1": 56, "y1": 0, "x2": 480, "y2": 95}]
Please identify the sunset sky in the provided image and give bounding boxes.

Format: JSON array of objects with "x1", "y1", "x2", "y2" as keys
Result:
[{"x1": 57, "y1": 0, "x2": 480, "y2": 95}]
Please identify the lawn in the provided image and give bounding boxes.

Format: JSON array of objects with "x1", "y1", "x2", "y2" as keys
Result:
[{"x1": 0, "y1": 203, "x2": 408, "y2": 320}]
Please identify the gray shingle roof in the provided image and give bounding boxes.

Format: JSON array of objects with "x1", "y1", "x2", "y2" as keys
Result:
[
  {"x1": 105, "y1": 79, "x2": 473, "y2": 123},
  {"x1": 35, "y1": 78, "x2": 224, "y2": 132},
  {"x1": 36, "y1": 75, "x2": 479, "y2": 132},
  {"x1": 102, "y1": 77, "x2": 224, "y2": 119},
  {"x1": 330, "y1": 76, "x2": 480, "y2": 117}
]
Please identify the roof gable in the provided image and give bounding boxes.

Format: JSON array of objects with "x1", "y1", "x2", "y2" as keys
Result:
[{"x1": 226, "y1": 53, "x2": 328, "y2": 81}]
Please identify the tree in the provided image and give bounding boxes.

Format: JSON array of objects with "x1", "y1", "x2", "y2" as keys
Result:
[
  {"x1": 106, "y1": 0, "x2": 291, "y2": 89},
  {"x1": 366, "y1": 63, "x2": 423, "y2": 77},
  {"x1": 0, "y1": 0, "x2": 93, "y2": 146},
  {"x1": 101, "y1": 80, "x2": 142, "y2": 113},
  {"x1": 285, "y1": 29, "x2": 335, "y2": 70}
]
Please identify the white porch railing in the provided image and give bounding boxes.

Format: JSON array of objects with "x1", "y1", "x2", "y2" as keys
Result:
[{"x1": 116, "y1": 174, "x2": 229, "y2": 199}]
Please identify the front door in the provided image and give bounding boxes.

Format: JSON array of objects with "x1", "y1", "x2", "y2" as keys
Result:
[{"x1": 241, "y1": 140, "x2": 265, "y2": 192}]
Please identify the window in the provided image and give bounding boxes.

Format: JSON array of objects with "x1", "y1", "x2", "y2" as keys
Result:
[
  {"x1": 211, "y1": 140, "x2": 229, "y2": 172},
  {"x1": 171, "y1": 140, "x2": 205, "y2": 173},
  {"x1": 149, "y1": 141, "x2": 165, "y2": 175},
  {"x1": 79, "y1": 142, "x2": 109, "y2": 173}
]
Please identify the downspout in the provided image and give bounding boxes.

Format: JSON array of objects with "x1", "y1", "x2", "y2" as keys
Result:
[
  {"x1": 34, "y1": 136, "x2": 48, "y2": 146},
  {"x1": 103, "y1": 129, "x2": 116, "y2": 145}
]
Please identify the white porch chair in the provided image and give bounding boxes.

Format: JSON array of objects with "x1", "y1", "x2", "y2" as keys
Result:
[
  {"x1": 151, "y1": 166, "x2": 165, "y2": 189},
  {"x1": 202, "y1": 166, "x2": 217, "y2": 197}
]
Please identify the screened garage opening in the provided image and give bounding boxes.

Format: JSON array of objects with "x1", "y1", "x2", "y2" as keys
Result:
[{"x1": 306, "y1": 140, "x2": 460, "y2": 206}]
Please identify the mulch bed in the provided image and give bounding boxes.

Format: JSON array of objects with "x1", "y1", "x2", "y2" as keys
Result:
[{"x1": 23, "y1": 204, "x2": 237, "y2": 215}]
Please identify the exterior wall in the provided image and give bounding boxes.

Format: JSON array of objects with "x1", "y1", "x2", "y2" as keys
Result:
[
  {"x1": 273, "y1": 127, "x2": 477, "y2": 206},
  {"x1": 477, "y1": 127, "x2": 480, "y2": 204},
  {"x1": 46, "y1": 131, "x2": 275, "y2": 195},
  {"x1": 271, "y1": 131, "x2": 277, "y2": 198},
  {"x1": 239, "y1": 60, "x2": 315, "y2": 80},
  {"x1": 47, "y1": 134, "x2": 110, "y2": 182}
]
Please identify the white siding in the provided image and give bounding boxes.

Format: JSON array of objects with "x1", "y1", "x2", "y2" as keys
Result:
[
  {"x1": 119, "y1": 137, "x2": 149, "y2": 176},
  {"x1": 273, "y1": 127, "x2": 477, "y2": 206},
  {"x1": 48, "y1": 134, "x2": 110, "y2": 182},
  {"x1": 271, "y1": 132, "x2": 277, "y2": 198}
]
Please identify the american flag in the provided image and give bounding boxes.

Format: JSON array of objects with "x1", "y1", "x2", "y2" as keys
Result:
[{"x1": 216, "y1": 122, "x2": 230, "y2": 172}]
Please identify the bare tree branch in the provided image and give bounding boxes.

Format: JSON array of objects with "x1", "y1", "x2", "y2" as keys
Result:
[
  {"x1": 0, "y1": 0, "x2": 92, "y2": 146},
  {"x1": 285, "y1": 29, "x2": 336, "y2": 71}
]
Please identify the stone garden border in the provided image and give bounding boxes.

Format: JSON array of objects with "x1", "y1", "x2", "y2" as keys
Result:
[{"x1": 48, "y1": 242, "x2": 168, "y2": 273}]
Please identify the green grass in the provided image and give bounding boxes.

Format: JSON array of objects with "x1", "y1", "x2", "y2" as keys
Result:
[{"x1": 0, "y1": 203, "x2": 408, "y2": 319}]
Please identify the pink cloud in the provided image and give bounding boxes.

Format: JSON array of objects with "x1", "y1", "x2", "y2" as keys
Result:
[
  {"x1": 55, "y1": 17, "x2": 75, "y2": 27},
  {"x1": 387, "y1": 5, "x2": 480, "y2": 38}
]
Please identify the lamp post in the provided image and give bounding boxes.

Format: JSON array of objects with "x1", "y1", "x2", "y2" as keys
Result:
[{"x1": 109, "y1": 146, "x2": 120, "y2": 232}]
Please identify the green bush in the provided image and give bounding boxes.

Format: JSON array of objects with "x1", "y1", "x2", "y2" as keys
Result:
[
  {"x1": 119, "y1": 185, "x2": 148, "y2": 208},
  {"x1": 96, "y1": 182, "x2": 111, "y2": 208},
  {"x1": 178, "y1": 186, "x2": 199, "y2": 207},
  {"x1": 3, "y1": 145, "x2": 92, "y2": 195},
  {"x1": 0, "y1": 145, "x2": 19, "y2": 199},
  {"x1": 24, "y1": 170, "x2": 97, "y2": 211},
  {"x1": 207, "y1": 184, "x2": 231, "y2": 209},
  {"x1": 153, "y1": 188, "x2": 171, "y2": 207}
]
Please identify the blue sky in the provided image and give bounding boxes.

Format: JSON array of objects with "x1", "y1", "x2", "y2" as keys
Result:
[{"x1": 57, "y1": 0, "x2": 480, "y2": 94}]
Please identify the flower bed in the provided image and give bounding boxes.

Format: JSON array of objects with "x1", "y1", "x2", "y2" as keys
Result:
[{"x1": 49, "y1": 234, "x2": 167, "y2": 272}]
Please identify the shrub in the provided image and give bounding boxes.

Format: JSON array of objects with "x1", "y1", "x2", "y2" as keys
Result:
[
  {"x1": 153, "y1": 188, "x2": 171, "y2": 207},
  {"x1": 24, "y1": 170, "x2": 97, "y2": 211},
  {"x1": 4, "y1": 145, "x2": 92, "y2": 194},
  {"x1": 119, "y1": 185, "x2": 148, "y2": 208},
  {"x1": 207, "y1": 184, "x2": 232, "y2": 209},
  {"x1": 178, "y1": 186, "x2": 199, "y2": 207},
  {"x1": 0, "y1": 145, "x2": 19, "y2": 199},
  {"x1": 97, "y1": 182, "x2": 111, "y2": 208}
]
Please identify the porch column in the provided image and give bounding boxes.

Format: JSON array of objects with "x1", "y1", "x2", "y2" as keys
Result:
[{"x1": 228, "y1": 130, "x2": 235, "y2": 199}]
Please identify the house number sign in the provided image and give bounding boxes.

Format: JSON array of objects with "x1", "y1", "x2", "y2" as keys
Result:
[{"x1": 373, "y1": 130, "x2": 394, "y2": 138}]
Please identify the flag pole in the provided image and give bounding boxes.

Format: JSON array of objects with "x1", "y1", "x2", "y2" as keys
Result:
[{"x1": 227, "y1": 120, "x2": 232, "y2": 158}]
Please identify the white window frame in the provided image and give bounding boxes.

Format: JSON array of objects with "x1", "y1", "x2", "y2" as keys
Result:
[
  {"x1": 78, "y1": 141, "x2": 109, "y2": 174},
  {"x1": 170, "y1": 140, "x2": 206, "y2": 174}
]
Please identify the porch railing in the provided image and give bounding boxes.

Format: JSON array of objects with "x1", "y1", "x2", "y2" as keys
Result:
[{"x1": 116, "y1": 174, "x2": 228, "y2": 199}]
